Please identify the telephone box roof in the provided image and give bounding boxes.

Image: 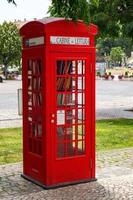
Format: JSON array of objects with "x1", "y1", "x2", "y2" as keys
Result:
[{"x1": 20, "y1": 17, "x2": 98, "y2": 37}]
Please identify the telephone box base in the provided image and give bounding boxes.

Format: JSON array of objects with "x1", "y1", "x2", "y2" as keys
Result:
[{"x1": 21, "y1": 174, "x2": 97, "y2": 189}]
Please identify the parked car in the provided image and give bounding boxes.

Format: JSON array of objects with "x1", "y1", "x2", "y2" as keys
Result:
[
  {"x1": 7, "y1": 66, "x2": 19, "y2": 74},
  {"x1": 127, "y1": 63, "x2": 133, "y2": 69}
]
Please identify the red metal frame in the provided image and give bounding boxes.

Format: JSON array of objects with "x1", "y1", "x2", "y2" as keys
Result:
[{"x1": 20, "y1": 18, "x2": 98, "y2": 188}]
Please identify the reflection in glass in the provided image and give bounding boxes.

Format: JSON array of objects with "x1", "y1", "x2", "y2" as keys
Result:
[
  {"x1": 78, "y1": 93, "x2": 85, "y2": 107},
  {"x1": 78, "y1": 77, "x2": 85, "y2": 91},
  {"x1": 78, "y1": 109, "x2": 85, "y2": 122},
  {"x1": 66, "y1": 110, "x2": 75, "y2": 124},
  {"x1": 78, "y1": 125, "x2": 85, "y2": 140},
  {"x1": 57, "y1": 110, "x2": 65, "y2": 125},
  {"x1": 57, "y1": 143, "x2": 65, "y2": 157},
  {"x1": 66, "y1": 93, "x2": 75, "y2": 106},
  {"x1": 77, "y1": 60, "x2": 85, "y2": 74},
  {"x1": 66, "y1": 126, "x2": 75, "y2": 140},
  {"x1": 67, "y1": 142, "x2": 76, "y2": 156},
  {"x1": 77, "y1": 140, "x2": 85, "y2": 155}
]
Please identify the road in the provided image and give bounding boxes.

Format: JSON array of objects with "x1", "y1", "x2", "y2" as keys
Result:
[
  {"x1": 96, "y1": 79, "x2": 133, "y2": 119},
  {"x1": 0, "y1": 79, "x2": 133, "y2": 128},
  {"x1": 0, "y1": 80, "x2": 22, "y2": 127}
]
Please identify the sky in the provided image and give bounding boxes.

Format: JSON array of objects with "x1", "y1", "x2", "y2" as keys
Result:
[{"x1": 0, "y1": 0, "x2": 51, "y2": 23}]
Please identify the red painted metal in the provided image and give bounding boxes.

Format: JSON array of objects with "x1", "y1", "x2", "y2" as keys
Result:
[{"x1": 20, "y1": 18, "x2": 98, "y2": 188}]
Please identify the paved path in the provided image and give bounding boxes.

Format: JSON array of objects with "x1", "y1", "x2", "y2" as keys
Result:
[{"x1": 0, "y1": 148, "x2": 133, "y2": 199}]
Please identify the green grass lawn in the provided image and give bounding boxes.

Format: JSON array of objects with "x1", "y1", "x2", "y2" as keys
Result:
[
  {"x1": 96, "y1": 118, "x2": 133, "y2": 151},
  {"x1": 0, "y1": 128, "x2": 22, "y2": 165},
  {"x1": 0, "y1": 118, "x2": 133, "y2": 165}
]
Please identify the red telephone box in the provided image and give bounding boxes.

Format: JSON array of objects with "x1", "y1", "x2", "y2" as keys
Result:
[{"x1": 20, "y1": 18, "x2": 98, "y2": 188}]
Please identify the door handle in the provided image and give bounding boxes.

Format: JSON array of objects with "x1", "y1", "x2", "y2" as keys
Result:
[
  {"x1": 51, "y1": 114, "x2": 55, "y2": 118},
  {"x1": 51, "y1": 113, "x2": 55, "y2": 124}
]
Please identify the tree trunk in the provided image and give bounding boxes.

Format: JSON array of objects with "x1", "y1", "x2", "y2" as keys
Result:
[{"x1": 3, "y1": 65, "x2": 8, "y2": 80}]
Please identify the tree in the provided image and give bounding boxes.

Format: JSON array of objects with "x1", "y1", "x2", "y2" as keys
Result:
[
  {"x1": 7, "y1": 0, "x2": 133, "y2": 39},
  {"x1": 49, "y1": 0, "x2": 99, "y2": 24},
  {"x1": 90, "y1": 0, "x2": 133, "y2": 38},
  {"x1": 49, "y1": 0, "x2": 133, "y2": 39},
  {"x1": 6, "y1": 0, "x2": 16, "y2": 5},
  {"x1": 0, "y1": 22, "x2": 21, "y2": 78},
  {"x1": 97, "y1": 37, "x2": 133, "y2": 57},
  {"x1": 110, "y1": 47, "x2": 124, "y2": 66}
]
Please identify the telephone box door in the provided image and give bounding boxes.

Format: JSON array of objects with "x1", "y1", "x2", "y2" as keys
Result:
[{"x1": 50, "y1": 53, "x2": 92, "y2": 184}]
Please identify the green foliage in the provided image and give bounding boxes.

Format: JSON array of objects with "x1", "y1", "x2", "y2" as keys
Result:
[
  {"x1": 49, "y1": 0, "x2": 98, "y2": 24},
  {"x1": 0, "y1": 22, "x2": 22, "y2": 76},
  {"x1": 90, "y1": 0, "x2": 133, "y2": 38},
  {"x1": 110, "y1": 47, "x2": 124, "y2": 65},
  {"x1": 125, "y1": 71, "x2": 129, "y2": 76},
  {"x1": 97, "y1": 37, "x2": 133, "y2": 58}
]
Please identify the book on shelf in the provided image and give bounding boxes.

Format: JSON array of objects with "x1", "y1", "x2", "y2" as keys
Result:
[
  {"x1": 57, "y1": 94, "x2": 65, "y2": 106},
  {"x1": 57, "y1": 60, "x2": 65, "y2": 75},
  {"x1": 57, "y1": 93, "x2": 75, "y2": 107},
  {"x1": 56, "y1": 77, "x2": 72, "y2": 91},
  {"x1": 57, "y1": 60, "x2": 73, "y2": 75}
]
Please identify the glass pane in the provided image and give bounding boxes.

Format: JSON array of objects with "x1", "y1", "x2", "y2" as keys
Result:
[
  {"x1": 38, "y1": 77, "x2": 42, "y2": 89},
  {"x1": 32, "y1": 123, "x2": 38, "y2": 136},
  {"x1": 57, "y1": 94, "x2": 65, "y2": 106},
  {"x1": 67, "y1": 142, "x2": 76, "y2": 156},
  {"x1": 57, "y1": 143, "x2": 65, "y2": 157},
  {"x1": 32, "y1": 60, "x2": 36, "y2": 75},
  {"x1": 66, "y1": 93, "x2": 75, "y2": 106},
  {"x1": 78, "y1": 93, "x2": 85, "y2": 107},
  {"x1": 28, "y1": 76, "x2": 32, "y2": 90},
  {"x1": 77, "y1": 140, "x2": 85, "y2": 155},
  {"x1": 33, "y1": 77, "x2": 37, "y2": 90},
  {"x1": 66, "y1": 61, "x2": 76, "y2": 75},
  {"x1": 78, "y1": 124, "x2": 85, "y2": 140},
  {"x1": 66, "y1": 110, "x2": 76, "y2": 124},
  {"x1": 78, "y1": 77, "x2": 85, "y2": 91},
  {"x1": 37, "y1": 60, "x2": 42, "y2": 74},
  {"x1": 38, "y1": 124, "x2": 42, "y2": 137},
  {"x1": 66, "y1": 77, "x2": 76, "y2": 91},
  {"x1": 66, "y1": 126, "x2": 76, "y2": 140},
  {"x1": 77, "y1": 60, "x2": 85, "y2": 75},
  {"x1": 57, "y1": 110, "x2": 65, "y2": 125},
  {"x1": 28, "y1": 92, "x2": 32, "y2": 106},
  {"x1": 57, "y1": 77, "x2": 65, "y2": 91},
  {"x1": 57, "y1": 127, "x2": 65, "y2": 141},
  {"x1": 28, "y1": 60, "x2": 32, "y2": 75},
  {"x1": 57, "y1": 60, "x2": 65, "y2": 75},
  {"x1": 66, "y1": 77, "x2": 71, "y2": 91},
  {"x1": 78, "y1": 109, "x2": 85, "y2": 123},
  {"x1": 38, "y1": 93, "x2": 42, "y2": 106}
]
